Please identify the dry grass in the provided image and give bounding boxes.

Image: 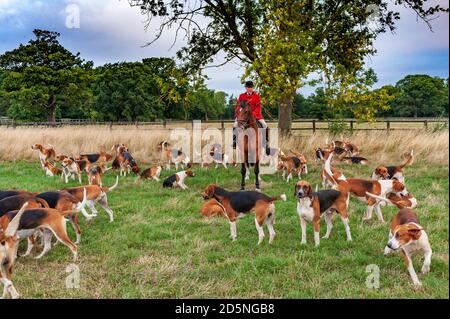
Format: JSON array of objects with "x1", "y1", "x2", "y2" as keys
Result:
[{"x1": 0, "y1": 127, "x2": 448, "y2": 165}]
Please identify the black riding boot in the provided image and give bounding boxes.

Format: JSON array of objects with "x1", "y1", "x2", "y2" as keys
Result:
[
  {"x1": 265, "y1": 127, "x2": 270, "y2": 155},
  {"x1": 232, "y1": 128, "x2": 237, "y2": 149}
]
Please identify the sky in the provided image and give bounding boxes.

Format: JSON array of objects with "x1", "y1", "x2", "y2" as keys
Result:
[{"x1": 0, "y1": 0, "x2": 448, "y2": 97}]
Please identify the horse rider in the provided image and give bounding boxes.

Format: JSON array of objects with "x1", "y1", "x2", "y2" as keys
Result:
[{"x1": 232, "y1": 81, "x2": 270, "y2": 155}]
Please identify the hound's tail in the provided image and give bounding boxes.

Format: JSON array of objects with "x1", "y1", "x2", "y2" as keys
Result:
[
  {"x1": 5, "y1": 202, "x2": 28, "y2": 236},
  {"x1": 103, "y1": 176, "x2": 119, "y2": 192},
  {"x1": 324, "y1": 153, "x2": 338, "y2": 185},
  {"x1": 365, "y1": 192, "x2": 408, "y2": 209},
  {"x1": 270, "y1": 194, "x2": 287, "y2": 202},
  {"x1": 399, "y1": 150, "x2": 414, "y2": 168}
]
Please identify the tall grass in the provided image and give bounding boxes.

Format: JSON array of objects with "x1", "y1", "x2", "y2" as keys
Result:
[{"x1": 0, "y1": 127, "x2": 448, "y2": 165}]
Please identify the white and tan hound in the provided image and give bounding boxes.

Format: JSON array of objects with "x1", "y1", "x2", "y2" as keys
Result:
[{"x1": 384, "y1": 208, "x2": 432, "y2": 286}]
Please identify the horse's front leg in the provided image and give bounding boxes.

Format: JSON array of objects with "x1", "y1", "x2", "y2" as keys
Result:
[
  {"x1": 255, "y1": 162, "x2": 260, "y2": 191},
  {"x1": 240, "y1": 163, "x2": 246, "y2": 191}
]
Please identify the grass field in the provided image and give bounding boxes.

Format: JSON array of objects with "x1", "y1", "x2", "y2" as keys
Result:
[{"x1": 0, "y1": 158, "x2": 448, "y2": 298}]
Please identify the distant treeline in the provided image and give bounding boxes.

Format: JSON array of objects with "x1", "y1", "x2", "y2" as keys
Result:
[{"x1": 0, "y1": 30, "x2": 448, "y2": 122}]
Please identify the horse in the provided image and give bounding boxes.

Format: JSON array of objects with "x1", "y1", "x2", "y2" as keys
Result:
[{"x1": 235, "y1": 100, "x2": 264, "y2": 191}]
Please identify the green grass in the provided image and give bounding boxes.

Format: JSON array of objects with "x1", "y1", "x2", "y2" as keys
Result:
[{"x1": 0, "y1": 161, "x2": 448, "y2": 298}]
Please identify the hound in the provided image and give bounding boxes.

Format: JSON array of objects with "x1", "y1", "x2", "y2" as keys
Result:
[
  {"x1": 201, "y1": 184, "x2": 286, "y2": 244},
  {"x1": 343, "y1": 142, "x2": 360, "y2": 156},
  {"x1": 0, "y1": 203, "x2": 28, "y2": 299},
  {"x1": 324, "y1": 153, "x2": 408, "y2": 222},
  {"x1": 314, "y1": 147, "x2": 333, "y2": 163},
  {"x1": 139, "y1": 166, "x2": 162, "y2": 182},
  {"x1": 289, "y1": 150, "x2": 308, "y2": 174},
  {"x1": 1, "y1": 195, "x2": 48, "y2": 218},
  {"x1": 1, "y1": 206, "x2": 82, "y2": 262},
  {"x1": 112, "y1": 145, "x2": 127, "y2": 172},
  {"x1": 112, "y1": 144, "x2": 127, "y2": 155},
  {"x1": 199, "y1": 199, "x2": 226, "y2": 218},
  {"x1": 209, "y1": 145, "x2": 229, "y2": 169},
  {"x1": 278, "y1": 155, "x2": 303, "y2": 182},
  {"x1": 163, "y1": 170, "x2": 195, "y2": 190},
  {"x1": 121, "y1": 151, "x2": 139, "y2": 176},
  {"x1": 159, "y1": 141, "x2": 190, "y2": 170},
  {"x1": 170, "y1": 149, "x2": 190, "y2": 170},
  {"x1": 57, "y1": 155, "x2": 89, "y2": 173},
  {"x1": 88, "y1": 166, "x2": 104, "y2": 187},
  {"x1": 76, "y1": 151, "x2": 112, "y2": 164},
  {"x1": 43, "y1": 161, "x2": 62, "y2": 176},
  {"x1": 371, "y1": 150, "x2": 414, "y2": 182},
  {"x1": 61, "y1": 158, "x2": 82, "y2": 184},
  {"x1": 62, "y1": 177, "x2": 118, "y2": 222},
  {"x1": 23, "y1": 189, "x2": 88, "y2": 256},
  {"x1": 31, "y1": 144, "x2": 56, "y2": 169},
  {"x1": 295, "y1": 181, "x2": 351, "y2": 246},
  {"x1": 383, "y1": 208, "x2": 432, "y2": 286}
]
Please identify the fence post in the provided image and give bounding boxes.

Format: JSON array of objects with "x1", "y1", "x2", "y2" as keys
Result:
[
  {"x1": 163, "y1": 120, "x2": 167, "y2": 129},
  {"x1": 424, "y1": 120, "x2": 428, "y2": 130},
  {"x1": 386, "y1": 121, "x2": 390, "y2": 134},
  {"x1": 350, "y1": 120, "x2": 354, "y2": 132},
  {"x1": 221, "y1": 120, "x2": 225, "y2": 131},
  {"x1": 109, "y1": 122, "x2": 112, "y2": 131},
  {"x1": 312, "y1": 120, "x2": 316, "y2": 134}
]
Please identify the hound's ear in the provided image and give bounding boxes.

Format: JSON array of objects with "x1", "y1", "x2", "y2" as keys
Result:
[
  {"x1": 407, "y1": 227, "x2": 423, "y2": 239},
  {"x1": 205, "y1": 185, "x2": 214, "y2": 197}
]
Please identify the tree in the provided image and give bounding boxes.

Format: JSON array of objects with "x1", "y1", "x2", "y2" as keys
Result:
[
  {"x1": 325, "y1": 68, "x2": 394, "y2": 121},
  {"x1": 294, "y1": 88, "x2": 335, "y2": 119},
  {"x1": 188, "y1": 87, "x2": 227, "y2": 120},
  {"x1": 0, "y1": 29, "x2": 93, "y2": 122},
  {"x1": 91, "y1": 58, "x2": 193, "y2": 121},
  {"x1": 222, "y1": 95, "x2": 237, "y2": 119},
  {"x1": 0, "y1": 69, "x2": 8, "y2": 116},
  {"x1": 393, "y1": 74, "x2": 448, "y2": 117},
  {"x1": 130, "y1": 0, "x2": 448, "y2": 133}
]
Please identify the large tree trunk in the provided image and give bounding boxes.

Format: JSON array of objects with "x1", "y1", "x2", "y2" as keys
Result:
[
  {"x1": 47, "y1": 94, "x2": 56, "y2": 123},
  {"x1": 278, "y1": 93, "x2": 294, "y2": 136}
]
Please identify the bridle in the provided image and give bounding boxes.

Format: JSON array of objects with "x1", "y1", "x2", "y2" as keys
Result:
[{"x1": 237, "y1": 101, "x2": 252, "y2": 130}]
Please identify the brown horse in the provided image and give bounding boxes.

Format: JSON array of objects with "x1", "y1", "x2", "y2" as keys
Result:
[{"x1": 235, "y1": 100, "x2": 262, "y2": 191}]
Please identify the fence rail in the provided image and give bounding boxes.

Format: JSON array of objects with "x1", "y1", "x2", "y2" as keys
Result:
[{"x1": 0, "y1": 118, "x2": 448, "y2": 132}]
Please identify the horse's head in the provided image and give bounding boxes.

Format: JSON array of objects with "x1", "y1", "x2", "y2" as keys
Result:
[{"x1": 236, "y1": 100, "x2": 254, "y2": 129}]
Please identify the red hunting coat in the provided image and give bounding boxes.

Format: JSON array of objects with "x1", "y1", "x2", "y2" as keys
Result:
[{"x1": 234, "y1": 92, "x2": 263, "y2": 120}]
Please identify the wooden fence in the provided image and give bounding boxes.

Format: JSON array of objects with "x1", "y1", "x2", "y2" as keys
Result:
[{"x1": 0, "y1": 118, "x2": 448, "y2": 133}]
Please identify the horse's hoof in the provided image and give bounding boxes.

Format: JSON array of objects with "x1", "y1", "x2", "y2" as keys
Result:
[
  {"x1": 240, "y1": 188, "x2": 245, "y2": 191},
  {"x1": 255, "y1": 188, "x2": 261, "y2": 192}
]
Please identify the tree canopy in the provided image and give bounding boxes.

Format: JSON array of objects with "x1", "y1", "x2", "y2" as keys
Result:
[
  {"x1": 0, "y1": 29, "x2": 447, "y2": 123},
  {"x1": 0, "y1": 29, "x2": 94, "y2": 122},
  {"x1": 130, "y1": 0, "x2": 448, "y2": 133}
]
